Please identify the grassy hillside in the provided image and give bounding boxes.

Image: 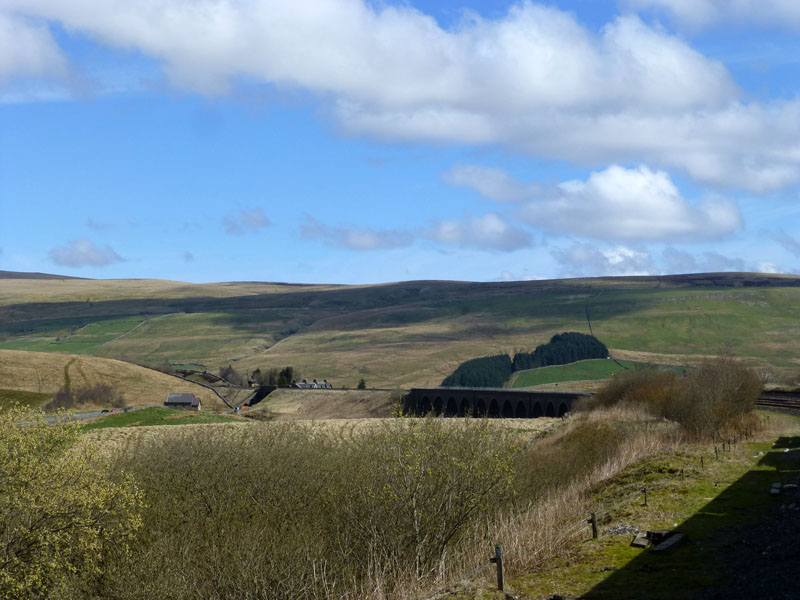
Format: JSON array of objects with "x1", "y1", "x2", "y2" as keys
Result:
[
  {"x1": 0, "y1": 349, "x2": 225, "y2": 409},
  {"x1": 512, "y1": 359, "x2": 641, "y2": 388},
  {"x1": 246, "y1": 388, "x2": 402, "y2": 420},
  {"x1": 1, "y1": 272, "x2": 800, "y2": 388}
]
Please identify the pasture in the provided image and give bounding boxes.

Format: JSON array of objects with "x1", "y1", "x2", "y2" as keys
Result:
[
  {"x1": 82, "y1": 406, "x2": 240, "y2": 430},
  {"x1": 512, "y1": 358, "x2": 642, "y2": 388}
]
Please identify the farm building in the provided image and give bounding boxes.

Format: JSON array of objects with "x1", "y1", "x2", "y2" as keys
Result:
[
  {"x1": 164, "y1": 393, "x2": 202, "y2": 410},
  {"x1": 292, "y1": 378, "x2": 332, "y2": 389}
]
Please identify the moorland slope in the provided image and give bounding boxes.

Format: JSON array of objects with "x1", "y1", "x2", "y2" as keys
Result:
[{"x1": 1, "y1": 271, "x2": 799, "y2": 388}]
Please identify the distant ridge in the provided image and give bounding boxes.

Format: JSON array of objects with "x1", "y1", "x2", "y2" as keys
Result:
[{"x1": 0, "y1": 270, "x2": 89, "y2": 280}]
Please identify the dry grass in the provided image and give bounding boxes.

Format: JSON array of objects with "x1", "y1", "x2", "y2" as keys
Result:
[
  {"x1": 249, "y1": 388, "x2": 402, "y2": 420},
  {"x1": 0, "y1": 277, "x2": 337, "y2": 305},
  {"x1": 0, "y1": 349, "x2": 225, "y2": 409}
]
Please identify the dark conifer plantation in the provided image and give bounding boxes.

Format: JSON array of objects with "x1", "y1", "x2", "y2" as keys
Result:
[{"x1": 443, "y1": 332, "x2": 608, "y2": 387}]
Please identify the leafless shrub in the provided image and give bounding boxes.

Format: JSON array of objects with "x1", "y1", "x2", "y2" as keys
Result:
[
  {"x1": 586, "y1": 356, "x2": 761, "y2": 440},
  {"x1": 45, "y1": 384, "x2": 127, "y2": 411},
  {"x1": 92, "y1": 420, "x2": 517, "y2": 599}
]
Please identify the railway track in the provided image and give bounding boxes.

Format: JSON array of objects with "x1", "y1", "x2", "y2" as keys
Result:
[{"x1": 755, "y1": 390, "x2": 800, "y2": 413}]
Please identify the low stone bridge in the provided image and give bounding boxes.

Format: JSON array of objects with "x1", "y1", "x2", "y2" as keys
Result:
[{"x1": 404, "y1": 387, "x2": 590, "y2": 418}]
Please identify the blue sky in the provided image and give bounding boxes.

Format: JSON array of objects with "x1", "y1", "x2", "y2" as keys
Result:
[{"x1": 2, "y1": 0, "x2": 800, "y2": 284}]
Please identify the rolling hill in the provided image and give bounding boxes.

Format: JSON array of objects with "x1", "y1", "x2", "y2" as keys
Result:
[
  {"x1": 0, "y1": 349, "x2": 225, "y2": 409},
  {"x1": 1, "y1": 271, "x2": 799, "y2": 389}
]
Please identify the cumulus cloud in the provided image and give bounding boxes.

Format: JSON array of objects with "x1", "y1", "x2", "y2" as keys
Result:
[
  {"x1": 450, "y1": 164, "x2": 742, "y2": 242},
  {"x1": 627, "y1": 0, "x2": 800, "y2": 29},
  {"x1": 9, "y1": 1, "x2": 800, "y2": 191},
  {"x1": 444, "y1": 164, "x2": 539, "y2": 203},
  {"x1": 300, "y1": 216, "x2": 412, "y2": 251},
  {"x1": 427, "y1": 213, "x2": 532, "y2": 252},
  {"x1": 775, "y1": 230, "x2": 800, "y2": 257},
  {"x1": 223, "y1": 208, "x2": 271, "y2": 235},
  {"x1": 0, "y1": 12, "x2": 67, "y2": 80},
  {"x1": 48, "y1": 238, "x2": 124, "y2": 267}
]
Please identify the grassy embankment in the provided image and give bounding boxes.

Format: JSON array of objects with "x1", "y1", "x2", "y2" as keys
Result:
[
  {"x1": 82, "y1": 406, "x2": 239, "y2": 430},
  {"x1": 504, "y1": 412, "x2": 800, "y2": 600},
  {"x1": 2, "y1": 273, "x2": 800, "y2": 388}
]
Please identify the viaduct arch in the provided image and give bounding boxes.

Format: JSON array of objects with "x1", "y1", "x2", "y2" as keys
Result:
[{"x1": 405, "y1": 388, "x2": 588, "y2": 419}]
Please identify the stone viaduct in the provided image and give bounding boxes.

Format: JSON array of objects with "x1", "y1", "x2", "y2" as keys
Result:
[{"x1": 404, "y1": 387, "x2": 590, "y2": 418}]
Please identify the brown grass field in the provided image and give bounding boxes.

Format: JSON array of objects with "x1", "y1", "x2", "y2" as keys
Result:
[{"x1": 0, "y1": 349, "x2": 225, "y2": 409}]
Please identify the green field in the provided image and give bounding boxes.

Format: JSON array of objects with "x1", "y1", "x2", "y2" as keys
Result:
[
  {"x1": 0, "y1": 388, "x2": 52, "y2": 409},
  {"x1": 511, "y1": 359, "x2": 644, "y2": 387},
  {"x1": 2, "y1": 272, "x2": 800, "y2": 388},
  {"x1": 81, "y1": 406, "x2": 239, "y2": 430}
]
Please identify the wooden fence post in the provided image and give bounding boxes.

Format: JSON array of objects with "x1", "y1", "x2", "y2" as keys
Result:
[
  {"x1": 492, "y1": 544, "x2": 504, "y2": 591},
  {"x1": 642, "y1": 487, "x2": 648, "y2": 507}
]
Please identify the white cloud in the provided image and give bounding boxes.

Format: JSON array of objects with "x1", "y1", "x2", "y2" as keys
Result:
[
  {"x1": 552, "y1": 243, "x2": 654, "y2": 276},
  {"x1": 450, "y1": 164, "x2": 742, "y2": 242},
  {"x1": 301, "y1": 216, "x2": 412, "y2": 251},
  {"x1": 427, "y1": 213, "x2": 532, "y2": 252},
  {"x1": 755, "y1": 261, "x2": 779, "y2": 273},
  {"x1": 223, "y1": 208, "x2": 271, "y2": 235},
  {"x1": 11, "y1": 2, "x2": 800, "y2": 191},
  {"x1": 49, "y1": 238, "x2": 124, "y2": 267},
  {"x1": 0, "y1": 12, "x2": 67, "y2": 80},
  {"x1": 552, "y1": 243, "x2": 759, "y2": 277},
  {"x1": 300, "y1": 213, "x2": 529, "y2": 252},
  {"x1": 627, "y1": 0, "x2": 800, "y2": 29},
  {"x1": 8, "y1": 1, "x2": 800, "y2": 191},
  {"x1": 443, "y1": 165, "x2": 534, "y2": 203}
]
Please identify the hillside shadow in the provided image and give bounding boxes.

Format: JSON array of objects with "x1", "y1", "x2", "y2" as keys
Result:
[{"x1": 579, "y1": 436, "x2": 800, "y2": 599}]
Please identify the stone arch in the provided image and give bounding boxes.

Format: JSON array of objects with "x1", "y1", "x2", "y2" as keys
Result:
[
  {"x1": 420, "y1": 396, "x2": 431, "y2": 415},
  {"x1": 545, "y1": 402, "x2": 555, "y2": 417},
  {"x1": 531, "y1": 402, "x2": 542, "y2": 418},
  {"x1": 445, "y1": 396, "x2": 458, "y2": 417},
  {"x1": 434, "y1": 396, "x2": 443, "y2": 416},
  {"x1": 488, "y1": 399, "x2": 500, "y2": 418},
  {"x1": 475, "y1": 398, "x2": 487, "y2": 417},
  {"x1": 501, "y1": 400, "x2": 514, "y2": 418},
  {"x1": 558, "y1": 402, "x2": 568, "y2": 417},
  {"x1": 515, "y1": 402, "x2": 527, "y2": 418},
  {"x1": 460, "y1": 397, "x2": 470, "y2": 417}
]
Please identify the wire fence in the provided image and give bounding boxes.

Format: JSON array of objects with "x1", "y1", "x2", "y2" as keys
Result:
[{"x1": 416, "y1": 423, "x2": 764, "y2": 599}]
